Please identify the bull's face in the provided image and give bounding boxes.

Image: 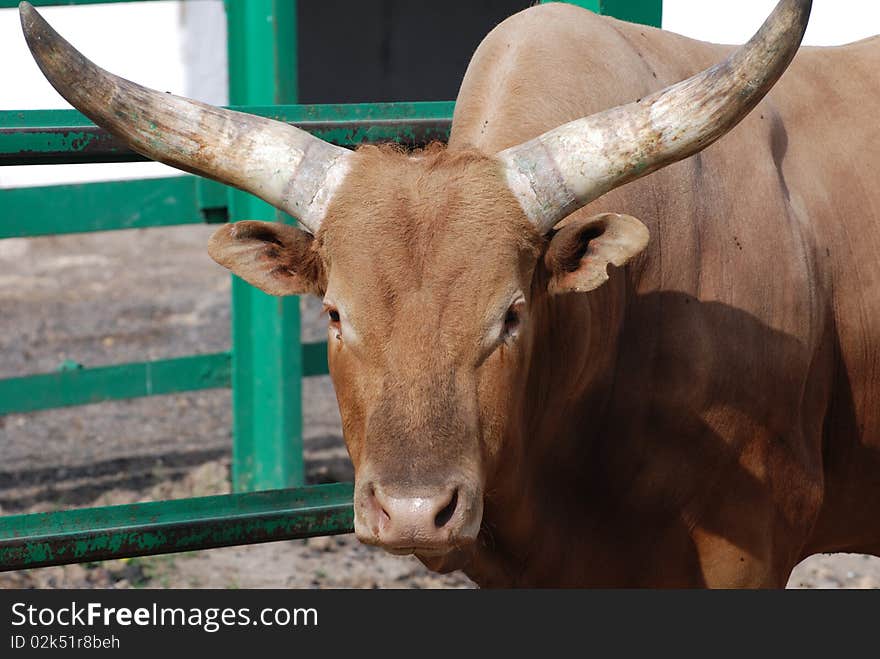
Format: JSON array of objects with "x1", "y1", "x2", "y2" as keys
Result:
[
  {"x1": 208, "y1": 145, "x2": 650, "y2": 564},
  {"x1": 320, "y1": 147, "x2": 540, "y2": 561},
  {"x1": 213, "y1": 147, "x2": 542, "y2": 562}
]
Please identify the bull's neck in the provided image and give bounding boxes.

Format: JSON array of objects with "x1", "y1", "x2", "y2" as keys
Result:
[
  {"x1": 467, "y1": 271, "x2": 628, "y2": 586},
  {"x1": 519, "y1": 270, "x2": 626, "y2": 466}
]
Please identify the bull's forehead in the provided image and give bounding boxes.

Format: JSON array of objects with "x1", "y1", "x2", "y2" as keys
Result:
[{"x1": 318, "y1": 145, "x2": 540, "y2": 353}]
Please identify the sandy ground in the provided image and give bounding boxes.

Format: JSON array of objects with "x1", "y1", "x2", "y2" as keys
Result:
[{"x1": 0, "y1": 224, "x2": 878, "y2": 589}]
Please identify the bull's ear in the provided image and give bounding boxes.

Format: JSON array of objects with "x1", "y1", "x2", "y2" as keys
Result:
[
  {"x1": 208, "y1": 221, "x2": 326, "y2": 296},
  {"x1": 544, "y1": 213, "x2": 648, "y2": 295}
]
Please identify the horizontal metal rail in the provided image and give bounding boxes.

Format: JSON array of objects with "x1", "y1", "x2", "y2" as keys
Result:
[
  {"x1": 0, "y1": 482, "x2": 354, "y2": 571},
  {"x1": 0, "y1": 341, "x2": 329, "y2": 415},
  {"x1": 0, "y1": 353, "x2": 230, "y2": 415},
  {"x1": 3, "y1": 120, "x2": 451, "y2": 165},
  {"x1": 3, "y1": 176, "x2": 227, "y2": 238},
  {"x1": 0, "y1": 101, "x2": 455, "y2": 128},
  {"x1": 0, "y1": 102, "x2": 455, "y2": 165}
]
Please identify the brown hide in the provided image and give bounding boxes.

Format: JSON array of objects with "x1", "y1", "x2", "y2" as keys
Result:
[{"x1": 443, "y1": 4, "x2": 880, "y2": 586}]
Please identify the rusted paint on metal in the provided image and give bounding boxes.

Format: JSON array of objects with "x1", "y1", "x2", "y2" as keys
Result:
[
  {"x1": 0, "y1": 118, "x2": 452, "y2": 166},
  {"x1": 0, "y1": 483, "x2": 354, "y2": 570}
]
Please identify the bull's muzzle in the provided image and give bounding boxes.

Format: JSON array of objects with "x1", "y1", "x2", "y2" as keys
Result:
[{"x1": 354, "y1": 480, "x2": 482, "y2": 555}]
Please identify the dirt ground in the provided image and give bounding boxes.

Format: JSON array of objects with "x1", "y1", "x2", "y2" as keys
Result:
[{"x1": 1, "y1": 222, "x2": 878, "y2": 589}]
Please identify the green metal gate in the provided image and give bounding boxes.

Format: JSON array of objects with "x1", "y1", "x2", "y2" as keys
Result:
[{"x1": 0, "y1": 0, "x2": 661, "y2": 571}]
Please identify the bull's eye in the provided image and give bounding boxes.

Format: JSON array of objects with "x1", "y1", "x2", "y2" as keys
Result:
[
  {"x1": 502, "y1": 300, "x2": 523, "y2": 341},
  {"x1": 504, "y1": 307, "x2": 519, "y2": 334},
  {"x1": 324, "y1": 304, "x2": 342, "y2": 340}
]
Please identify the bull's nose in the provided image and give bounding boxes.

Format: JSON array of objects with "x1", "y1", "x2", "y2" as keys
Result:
[
  {"x1": 377, "y1": 486, "x2": 460, "y2": 536},
  {"x1": 356, "y1": 482, "x2": 480, "y2": 552}
]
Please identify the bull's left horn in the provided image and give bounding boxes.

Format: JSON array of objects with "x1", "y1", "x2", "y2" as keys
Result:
[
  {"x1": 18, "y1": 1, "x2": 350, "y2": 233},
  {"x1": 498, "y1": 0, "x2": 812, "y2": 233}
]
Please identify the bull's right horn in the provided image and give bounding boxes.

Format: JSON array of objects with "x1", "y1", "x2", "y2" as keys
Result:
[
  {"x1": 499, "y1": 0, "x2": 812, "y2": 233},
  {"x1": 19, "y1": 1, "x2": 350, "y2": 234}
]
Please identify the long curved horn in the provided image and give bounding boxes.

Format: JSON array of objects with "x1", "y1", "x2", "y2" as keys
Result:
[
  {"x1": 19, "y1": 1, "x2": 350, "y2": 233},
  {"x1": 498, "y1": 0, "x2": 812, "y2": 232}
]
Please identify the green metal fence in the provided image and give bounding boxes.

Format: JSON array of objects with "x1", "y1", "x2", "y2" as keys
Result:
[{"x1": 0, "y1": 0, "x2": 661, "y2": 571}]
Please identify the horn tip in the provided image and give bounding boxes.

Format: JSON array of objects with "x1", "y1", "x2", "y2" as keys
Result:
[
  {"x1": 19, "y1": 1, "x2": 43, "y2": 41},
  {"x1": 20, "y1": 1, "x2": 61, "y2": 66},
  {"x1": 19, "y1": 1, "x2": 35, "y2": 21}
]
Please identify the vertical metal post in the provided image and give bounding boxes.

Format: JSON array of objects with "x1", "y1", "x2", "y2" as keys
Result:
[
  {"x1": 224, "y1": 0, "x2": 305, "y2": 492},
  {"x1": 549, "y1": 0, "x2": 662, "y2": 27}
]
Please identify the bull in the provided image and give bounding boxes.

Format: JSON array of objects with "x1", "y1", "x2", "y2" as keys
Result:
[{"x1": 20, "y1": 0, "x2": 880, "y2": 587}]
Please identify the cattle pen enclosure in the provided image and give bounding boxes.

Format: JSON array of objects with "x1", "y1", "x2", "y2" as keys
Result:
[{"x1": 1, "y1": 0, "x2": 876, "y2": 589}]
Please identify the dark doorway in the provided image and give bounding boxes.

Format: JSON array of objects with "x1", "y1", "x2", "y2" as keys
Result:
[{"x1": 297, "y1": 0, "x2": 532, "y2": 103}]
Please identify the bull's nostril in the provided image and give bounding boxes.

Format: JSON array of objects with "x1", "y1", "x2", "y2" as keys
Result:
[
  {"x1": 434, "y1": 488, "x2": 459, "y2": 529},
  {"x1": 368, "y1": 484, "x2": 391, "y2": 526}
]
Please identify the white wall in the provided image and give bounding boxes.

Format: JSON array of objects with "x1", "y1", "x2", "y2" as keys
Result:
[
  {"x1": 664, "y1": 0, "x2": 880, "y2": 46},
  {"x1": 181, "y1": 0, "x2": 227, "y2": 105},
  {"x1": 0, "y1": 1, "x2": 203, "y2": 188}
]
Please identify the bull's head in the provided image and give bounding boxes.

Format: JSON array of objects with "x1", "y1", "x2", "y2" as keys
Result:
[{"x1": 20, "y1": 0, "x2": 810, "y2": 565}]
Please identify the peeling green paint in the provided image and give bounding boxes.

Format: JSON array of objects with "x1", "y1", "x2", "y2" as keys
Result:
[
  {"x1": 0, "y1": 483, "x2": 354, "y2": 570},
  {"x1": 0, "y1": 102, "x2": 454, "y2": 129},
  {"x1": 1, "y1": 103, "x2": 454, "y2": 165}
]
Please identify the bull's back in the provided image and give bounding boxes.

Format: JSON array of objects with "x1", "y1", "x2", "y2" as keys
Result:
[{"x1": 452, "y1": 3, "x2": 880, "y2": 556}]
